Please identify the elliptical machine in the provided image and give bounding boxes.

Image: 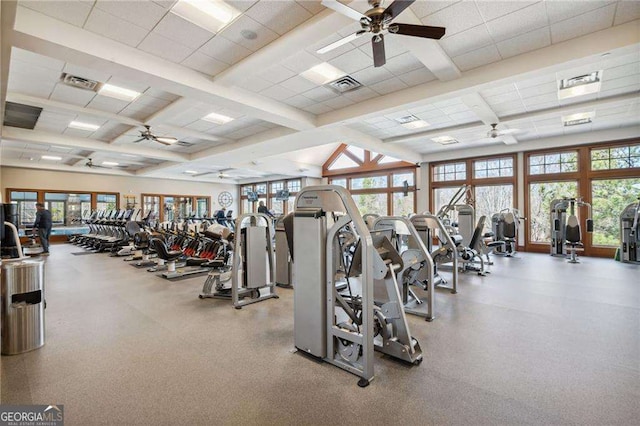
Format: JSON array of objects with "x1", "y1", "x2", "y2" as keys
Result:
[
  {"x1": 620, "y1": 196, "x2": 640, "y2": 264},
  {"x1": 550, "y1": 198, "x2": 593, "y2": 263}
]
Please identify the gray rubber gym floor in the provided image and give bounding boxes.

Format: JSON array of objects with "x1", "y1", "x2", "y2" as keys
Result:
[{"x1": 2, "y1": 243, "x2": 638, "y2": 425}]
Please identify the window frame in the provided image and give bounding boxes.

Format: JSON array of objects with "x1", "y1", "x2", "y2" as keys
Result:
[{"x1": 240, "y1": 178, "x2": 302, "y2": 215}]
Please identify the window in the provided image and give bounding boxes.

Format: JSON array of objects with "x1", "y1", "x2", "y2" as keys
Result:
[
  {"x1": 96, "y1": 193, "x2": 117, "y2": 212},
  {"x1": 474, "y1": 157, "x2": 513, "y2": 179},
  {"x1": 433, "y1": 187, "x2": 463, "y2": 216},
  {"x1": 529, "y1": 151, "x2": 578, "y2": 175},
  {"x1": 475, "y1": 185, "x2": 514, "y2": 231},
  {"x1": 351, "y1": 175, "x2": 388, "y2": 190},
  {"x1": 328, "y1": 153, "x2": 359, "y2": 170},
  {"x1": 393, "y1": 192, "x2": 414, "y2": 216},
  {"x1": 270, "y1": 181, "x2": 284, "y2": 193},
  {"x1": 528, "y1": 181, "x2": 578, "y2": 243},
  {"x1": 288, "y1": 180, "x2": 301, "y2": 192},
  {"x1": 433, "y1": 162, "x2": 466, "y2": 182},
  {"x1": 591, "y1": 178, "x2": 640, "y2": 246},
  {"x1": 352, "y1": 193, "x2": 388, "y2": 216},
  {"x1": 240, "y1": 179, "x2": 301, "y2": 215},
  {"x1": 393, "y1": 172, "x2": 414, "y2": 187},
  {"x1": 10, "y1": 191, "x2": 38, "y2": 226},
  {"x1": 143, "y1": 196, "x2": 160, "y2": 220},
  {"x1": 164, "y1": 197, "x2": 175, "y2": 222},
  {"x1": 44, "y1": 192, "x2": 91, "y2": 227},
  {"x1": 196, "y1": 197, "x2": 208, "y2": 217},
  {"x1": 591, "y1": 144, "x2": 640, "y2": 170},
  {"x1": 330, "y1": 178, "x2": 347, "y2": 188},
  {"x1": 255, "y1": 184, "x2": 267, "y2": 195}
]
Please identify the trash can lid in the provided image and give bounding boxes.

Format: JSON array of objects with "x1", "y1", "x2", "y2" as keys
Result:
[{"x1": 1, "y1": 258, "x2": 45, "y2": 269}]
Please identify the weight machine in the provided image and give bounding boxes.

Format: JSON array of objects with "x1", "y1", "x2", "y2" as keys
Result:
[
  {"x1": 620, "y1": 197, "x2": 640, "y2": 264},
  {"x1": 290, "y1": 186, "x2": 422, "y2": 387},
  {"x1": 199, "y1": 213, "x2": 278, "y2": 309},
  {"x1": 490, "y1": 208, "x2": 523, "y2": 257},
  {"x1": 275, "y1": 215, "x2": 293, "y2": 288},
  {"x1": 550, "y1": 198, "x2": 593, "y2": 263}
]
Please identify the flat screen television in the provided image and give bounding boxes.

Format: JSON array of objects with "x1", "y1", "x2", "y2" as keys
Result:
[
  {"x1": 275, "y1": 190, "x2": 290, "y2": 201},
  {"x1": 247, "y1": 191, "x2": 259, "y2": 202}
]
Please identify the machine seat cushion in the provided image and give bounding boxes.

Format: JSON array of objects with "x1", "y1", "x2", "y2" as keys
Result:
[
  {"x1": 186, "y1": 257, "x2": 209, "y2": 266},
  {"x1": 450, "y1": 234, "x2": 464, "y2": 246}
]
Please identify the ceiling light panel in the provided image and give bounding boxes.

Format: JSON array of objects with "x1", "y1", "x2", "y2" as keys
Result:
[
  {"x1": 41, "y1": 155, "x2": 62, "y2": 161},
  {"x1": 401, "y1": 120, "x2": 430, "y2": 130},
  {"x1": 102, "y1": 161, "x2": 119, "y2": 166},
  {"x1": 558, "y1": 71, "x2": 602, "y2": 100},
  {"x1": 432, "y1": 136, "x2": 459, "y2": 145},
  {"x1": 184, "y1": 170, "x2": 198, "y2": 174},
  {"x1": 98, "y1": 84, "x2": 141, "y2": 102},
  {"x1": 68, "y1": 121, "x2": 100, "y2": 131},
  {"x1": 170, "y1": 0, "x2": 241, "y2": 34},
  {"x1": 300, "y1": 63, "x2": 346, "y2": 85},
  {"x1": 202, "y1": 112, "x2": 234, "y2": 124}
]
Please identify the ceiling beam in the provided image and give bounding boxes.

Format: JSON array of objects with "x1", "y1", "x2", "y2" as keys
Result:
[
  {"x1": 385, "y1": 92, "x2": 640, "y2": 144},
  {"x1": 2, "y1": 127, "x2": 190, "y2": 163},
  {"x1": 0, "y1": 158, "x2": 136, "y2": 176},
  {"x1": 0, "y1": 1, "x2": 17, "y2": 130},
  {"x1": 11, "y1": 6, "x2": 316, "y2": 131},
  {"x1": 317, "y1": 22, "x2": 640, "y2": 126},
  {"x1": 333, "y1": 126, "x2": 422, "y2": 163}
]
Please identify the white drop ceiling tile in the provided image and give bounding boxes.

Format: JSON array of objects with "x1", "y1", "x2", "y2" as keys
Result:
[
  {"x1": 95, "y1": 0, "x2": 170, "y2": 31},
  {"x1": 236, "y1": 76, "x2": 273, "y2": 92},
  {"x1": 485, "y1": 2, "x2": 547, "y2": 42},
  {"x1": 601, "y1": 75, "x2": 640, "y2": 91},
  {"x1": 185, "y1": 120, "x2": 216, "y2": 132},
  {"x1": 448, "y1": 110, "x2": 480, "y2": 124},
  {"x1": 283, "y1": 50, "x2": 323, "y2": 73},
  {"x1": 523, "y1": 92, "x2": 559, "y2": 106},
  {"x1": 614, "y1": 0, "x2": 640, "y2": 25},
  {"x1": 525, "y1": 100, "x2": 561, "y2": 112},
  {"x1": 138, "y1": 32, "x2": 195, "y2": 63},
  {"x1": 547, "y1": 0, "x2": 615, "y2": 24},
  {"x1": 343, "y1": 86, "x2": 379, "y2": 102},
  {"x1": 11, "y1": 48, "x2": 65, "y2": 71},
  {"x1": 39, "y1": 109, "x2": 77, "y2": 121},
  {"x1": 283, "y1": 94, "x2": 316, "y2": 108},
  {"x1": 605, "y1": 62, "x2": 640, "y2": 81},
  {"x1": 598, "y1": 84, "x2": 640, "y2": 99},
  {"x1": 143, "y1": 88, "x2": 179, "y2": 101},
  {"x1": 152, "y1": 12, "x2": 215, "y2": 49},
  {"x1": 452, "y1": 45, "x2": 502, "y2": 72},
  {"x1": 411, "y1": 1, "x2": 459, "y2": 19},
  {"x1": 518, "y1": 81, "x2": 557, "y2": 98},
  {"x1": 62, "y1": 63, "x2": 111, "y2": 84},
  {"x1": 480, "y1": 83, "x2": 517, "y2": 97},
  {"x1": 485, "y1": 91, "x2": 522, "y2": 105},
  {"x1": 133, "y1": 95, "x2": 172, "y2": 110},
  {"x1": 302, "y1": 86, "x2": 337, "y2": 102},
  {"x1": 302, "y1": 103, "x2": 333, "y2": 115},
  {"x1": 198, "y1": 36, "x2": 253, "y2": 65},
  {"x1": 515, "y1": 73, "x2": 557, "y2": 89},
  {"x1": 476, "y1": 1, "x2": 539, "y2": 22},
  {"x1": 439, "y1": 24, "x2": 495, "y2": 58},
  {"x1": 63, "y1": 127, "x2": 94, "y2": 138},
  {"x1": 260, "y1": 64, "x2": 298, "y2": 84},
  {"x1": 432, "y1": 97, "x2": 462, "y2": 108},
  {"x1": 323, "y1": 96, "x2": 355, "y2": 110},
  {"x1": 597, "y1": 104, "x2": 633, "y2": 117},
  {"x1": 297, "y1": 0, "x2": 324, "y2": 15},
  {"x1": 105, "y1": 77, "x2": 149, "y2": 93},
  {"x1": 309, "y1": 35, "x2": 360, "y2": 61},
  {"x1": 550, "y1": 4, "x2": 616, "y2": 43},
  {"x1": 374, "y1": 120, "x2": 399, "y2": 130},
  {"x1": 494, "y1": 104, "x2": 528, "y2": 116},
  {"x1": 438, "y1": 103, "x2": 470, "y2": 115},
  {"x1": 22, "y1": 0, "x2": 93, "y2": 27},
  {"x1": 497, "y1": 27, "x2": 551, "y2": 59},
  {"x1": 49, "y1": 84, "x2": 96, "y2": 107},
  {"x1": 219, "y1": 15, "x2": 279, "y2": 52},
  {"x1": 397, "y1": 68, "x2": 437, "y2": 86},
  {"x1": 351, "y1": 66, "x2": 394, "y2": 86},
  {"x1": 337, "y1": 21, "x2": 364, "y2": 38},
  {"x1": 421, "y1": 1, "x2": 484, "y2": 36},
  {"x1": 383, "y1": 52, "x2": 424, "y2": 76},
  {"x1": 181, "y1": 51, "x2": 229, "y2": 76},
  {"x1": 84, "y1": 8, "x2": 149, "y2": 47},
  {"x1": 490, "y1": 99, "x2": 527, "y2": 113},
  {"x1": 260, "y1": 85, "x2": 297, "y2": 101},
  {"x1": 408, "y1": 104, "x2": 437, "y2": 114},
  {"x1": 329, "y1": 49, "x2": 373, "y2": 74},
  {"x1": 426, "y1": 115, "x2": 456, "y2": 127},
  {"x1": 279, "y1": 75, "x2": 318, "y2": 94},
  {"x1": 245, "y1": 0, "x2": 312, "y2": 35},
  {"x1": 9, "y1": 60, "x2": 59, "y2": 88}
]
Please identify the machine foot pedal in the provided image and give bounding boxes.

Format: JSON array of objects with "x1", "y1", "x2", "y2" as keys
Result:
[{"x1": 357, "y1": 378, "x2": 370, "y2": 388}]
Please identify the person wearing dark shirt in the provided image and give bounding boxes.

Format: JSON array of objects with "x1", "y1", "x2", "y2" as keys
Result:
[
  {"x1": 215, "y1": 208, "x2": 227, "y2": 225},
  {"x1": 257, "y1": 201, "x2": 274, "y2": 218},
  {"x1": 33, "y1": 202, "x2": 52, "y2": 256}
]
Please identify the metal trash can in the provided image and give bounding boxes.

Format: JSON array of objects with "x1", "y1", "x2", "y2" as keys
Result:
[{"x1": 1, "y1": 258, "x2": 45, "y2": 355}]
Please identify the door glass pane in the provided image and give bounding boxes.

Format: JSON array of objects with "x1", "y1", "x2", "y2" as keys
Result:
[
  {"x1": 242, "y1": 199, "x2": 253, "y2": 214},
  {"x1": 271, "y1": 199, "x2": 284, "y2": 216},
  {"x1": 10, "y1": 191, "x2": 38, "y2": 226},
  {"x1": 393, "y1": 192, "x2": 414, "y2": 217},
  {"x1": 474, "y1": 185, "x2": 514, "y2": 232},
  {"x1": 164, "y1": 197, "x2": 175, "y2": 222},
  {"x1": 196, "y1": 198, "x2": 208, "y2": 217},
  {"x1": 352, "y1": 193, "x2": 388, "y2": 216},
  {"x1": 143, "y1": 196, "x2": 160, "y2": 222},
  {"x1": 528, "y1": 181, "x2": 578, "y2": 243},
  {"x1": 591, "y1": 178, "x2": 640, "y2": 246}
]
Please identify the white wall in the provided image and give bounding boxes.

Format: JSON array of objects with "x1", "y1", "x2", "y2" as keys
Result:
[{"x1": 1, "y1": 167, "x2": 239, "y2": 214}]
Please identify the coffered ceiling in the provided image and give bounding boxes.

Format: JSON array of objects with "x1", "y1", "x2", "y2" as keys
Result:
[{"x1": 1, "y1": 0, "x2": 638, "y2": 183}]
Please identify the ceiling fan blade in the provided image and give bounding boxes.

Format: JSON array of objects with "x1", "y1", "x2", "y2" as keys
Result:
[
  {"x1": 499, "y1": 128, "x2": 521, "y2": 135},
  {"x1": 384, "y1": 0, "x2": 415, "y2": 20},
  {"x1": 321, "y1": 0, "x2": 369, "y2": 22},
  {"x1": 154, "y1": 136, "x2": 178, "y2": 145},
  {"x1": 372, "y1": 34, "x2": 386, "y2": 68},
  {"x1": 389, "y1": 23, "x2": 446, "y2": 39},
  {"x1": 192, "y1": 171, "x2": 217, "y2": 178},
  {"x1": 317, "y1": 30, "x2": 366, "y2": 54},
  {"x1": 132, "y1": 137, "x2": 146, "y2": 143}
]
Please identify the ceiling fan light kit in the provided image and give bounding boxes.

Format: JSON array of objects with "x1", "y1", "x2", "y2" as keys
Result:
[{"x1": 319, "y1": 0, "x2": 446, "y2": 67}]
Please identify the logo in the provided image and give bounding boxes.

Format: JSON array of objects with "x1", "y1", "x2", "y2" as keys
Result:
[{"x1": 0, "y1": 405, "x2": 64, "y2": 426}]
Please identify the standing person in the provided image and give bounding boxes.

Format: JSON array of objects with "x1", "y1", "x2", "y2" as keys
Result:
[
  {"x1": 257, "y1": 201, "x2": 274, "y2": 218},
  {"x1": 33, "y1": 202, "x2": 52, "y2": 256},
  {"x1": 215, "y1": 207, "x2": 227, "y2": 225}
]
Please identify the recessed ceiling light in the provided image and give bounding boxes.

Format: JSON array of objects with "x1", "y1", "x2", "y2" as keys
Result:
[
  {"x1": 68, "y1": 121, "x2": 100, "y2": 131},
  {"x1": 241, "y1": 29, "x2": 257, "y2": 40},
  {"x1": 41, "y1": 155, "x2": 62, "y2": 161},
  {"x1": 558, "y1": 71, "x2": 602, "y2": 100},
  {"x1": 300, "y1": 63, "x2": 346, "y2": 85},
  {"x1": 102, "y1": 161, "x2": 119, "y2": 166},
  {"x1": 402, "y1": 120, "x2": 429, "y2": 130},
  {"x1": 202, "y1": 112, "x2": 234, "y2": 124},
  {"x1": 171, "y1": 0, "x2": 241, "y2": 34},
  {"x1": 184, "y1": 170, "x2": 198, "y2": 174},
  {"x1": 562, "y1": 111, "x2": 595, "y2": 126},
  {"x1": 432, "y1": 136, "x2": 459, "y2": 145},
  {"x1": 121, "y1": 153, "x2": 138, "y2": 158},
  {"x1": 98, "y1": 83, "x2": 141, "y2": 102}
]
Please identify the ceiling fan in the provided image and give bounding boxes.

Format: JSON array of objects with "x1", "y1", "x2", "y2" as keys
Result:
[
  {"x1": 85, "y1": 158, "x2": 125, "y2": 169},
  {"x1": 486, "y1": 123, "x2": 521, "y2": 139},
  {"x1": 133, "y1": 125, "x2": 178, "y2": 146},
  {"x1": 190, "y1": 168, "x2": 234, "y2": 178},
  {"x1": 318, "y1": 0, "x2": 446, "y2": 67}
]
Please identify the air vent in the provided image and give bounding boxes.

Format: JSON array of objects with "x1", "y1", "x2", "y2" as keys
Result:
[
  {"x1": 564, "y1": 117, "x2": 592, "y2": 126},
  {"x1": 562, "y1": 111, "x2": 595, "y2": 127},
  {"x1": 326, "y1": 75, "x2": 362, "y2": 93},
  {"x1": 60, "y1": 73, "x2": 100, "y2": 91},
  {"x1": 3, "y1": 102, "x2": 43, "y2": 129},
  {"x1": 176, "y1": 141, "x2": 194, "y2": 147}
]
